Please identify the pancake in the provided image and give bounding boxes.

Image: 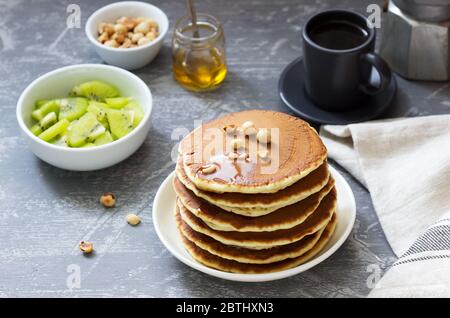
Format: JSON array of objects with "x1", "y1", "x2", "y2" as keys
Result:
[
  {"x1": 179, "y1": 110, "x2": 327, "y2": 194},
  {"x1": 180, "y1": 213, "x2": 337, "y2": 274},
  {"x1": 174, "y1": 175, "x2": 336, "y2": 232},
  {"x1": 176, "y1": 207, "x2": 325, "y2": 264},
  {"x1": 176, "y1": 189, "x2": 336, "y2": 249},
  {"x1": 176, "y1": 156, "x2": 331, "y2": 215}
]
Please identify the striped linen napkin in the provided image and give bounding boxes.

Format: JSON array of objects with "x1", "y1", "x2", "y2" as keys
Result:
[{"x1": 319, "y1": 115, "x2": 450, "y2": 297}]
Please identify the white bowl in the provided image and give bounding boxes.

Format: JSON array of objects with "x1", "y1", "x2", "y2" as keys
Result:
[
  {"x1": 85, "y1": 1, "x2": 169, "y2": 70},
  {"x1": 16, "y1": 64, "x2": 152, "y2": 171}
]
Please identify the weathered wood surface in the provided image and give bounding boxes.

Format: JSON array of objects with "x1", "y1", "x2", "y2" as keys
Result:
[{"x1": 0, "y1": 0, "x2": 448, "y2": 297}]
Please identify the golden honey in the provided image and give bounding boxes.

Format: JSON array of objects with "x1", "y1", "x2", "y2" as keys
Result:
[{"x1": 172, "y1": 15, "x2": 227, "y2": 92}]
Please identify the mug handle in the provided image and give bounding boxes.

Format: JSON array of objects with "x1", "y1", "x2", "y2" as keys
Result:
[{"x1": 359, "y1": 53, "x2": 392, "y2": 95}]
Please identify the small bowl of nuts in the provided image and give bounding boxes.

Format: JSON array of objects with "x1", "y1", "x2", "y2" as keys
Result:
[{"x1": 85, "y1": 1, "x2": 169, "y2": 70}]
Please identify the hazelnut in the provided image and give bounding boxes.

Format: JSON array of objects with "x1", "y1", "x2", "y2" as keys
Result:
[
  {"x1": 112, "y1": 32, "x2": 125, "y2": 44},
  {"x1": 114, "y1": 23, "x2": 127, "y2": 34},
  {"x1": 137, "y1": 36, "x2": 151, "y2": 46},
  {"x1": 230, "y1": 138, "x2": 244, "y2": 150},
  {"x1": 134, "y1": 21, "x2": 151, "y2": 34},
  {"x1": 227, "y1": 152, "x2": 239, "y2": 160},
  {"x1": 79, "y1": 241, "x2": 94, "y2": 254},
  {"x1": 147, "y1": 19, "x2": 158, "y2": 29},
  {"x1": 244, "y1": 126, "x2": 257, "y2": 136},
  {"x1": 257, "y1": 128, "x2": 271, "y2": 144},
  {"x1": 121, "y1": 38, "x2": 132, "y2": 48},
  {"x1": 98, "y1": 22, "x2": 114, "y2": 35},
  {"x1": 131, "y1": 32, "x2": 144, "y2": 44},
  {"x1": 100, "y1": 192, "x2": 116, "y2": 208},
  {"x1": 97, "y1": 22, "x2": 107, "y2": 34},
  {"x1": 117, "y1": 16, "x2": 137, "y2": 30},
  {"x1": 126, "y1": 214, "x2": 141, "y2": 226},
  {"x1": 224, "y1": 124, "x2": 237, "y2": 134},
  {"x1": 239, "y1": 153, "x2": 250, "y2": 162},
  {"x1": 97, "y1": 32, "x2": 109, "y2": 43},
  {"x1": 258, "y1": 150, "x2": 269, "y2": 159},
  {"x1": 145, "y1": 31, "x2": 157, "y2": 41},
  {"x1": 104, "y1": 39, "x2": 119, "y2": 48},
  {"x1": 135, "y1": 17, "x2": 146, "y2": 24},
  {"x1": 200, "y1": 163, "x2": 217, "y2": 174}
]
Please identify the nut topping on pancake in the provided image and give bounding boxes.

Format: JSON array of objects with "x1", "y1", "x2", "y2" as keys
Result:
[
  {"x1": 238, "y1": 152, "x2": 250, "y2": 161},
  {"x1": 200, "y1": 163, "x2": 218, "y2": 175},
  {"x1": 257, "y1": 128, "x2": 271, "y2": 144},
  {"x1": 224, "y1": 124, "x2": 237, "y2": 135},
  {"x1": 227, "y1": 152, "x2": 239, "y2": 160},
  {"x1": 230, "y1": 138, "x2": 244, "y2": 150}
]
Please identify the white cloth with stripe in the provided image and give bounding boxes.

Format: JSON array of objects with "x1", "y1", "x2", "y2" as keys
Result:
[{"x1": 319, "y1": 115, "x2": 450, "y2": 297}]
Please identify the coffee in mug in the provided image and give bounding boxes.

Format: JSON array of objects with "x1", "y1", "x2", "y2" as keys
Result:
[{"x1": 302, "y1": 10, "x2": 392, "y2": 111}]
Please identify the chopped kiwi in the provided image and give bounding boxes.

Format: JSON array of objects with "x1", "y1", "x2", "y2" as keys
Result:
[
  {"x1": 81, "y1": 143, "x2": 96, "y2": 148},
  {"x1": 39, "y1": 112, "x2": 58, "y2": 130},
  {"x1": 123, "y1": 100, "x2": 144, "y2": 128},
  {"x1": 30, "y1": 124, "x2": 43, "y2": 136},
  {"x1": 30, "y1": 81, "x2": 143, "y2": 148},
  {"x1": 35, "y1": 99, "x2": 50, "y2": 109},
  {"x1": 31, "y1": 100, "x2": 59, "y2": 121},
  {"x1": 30, "y1": 111, "x2": 58, "y2": 135},
  {"x1": 71, "y1": 81, "x2": 119, "y2": 101},
  {"x1": 58, "y1": 97, "x2": 89, "y2": 121},
  {"x1": 87, "y1": 101, "x2": 110, "y2": 130},
  {"x1": 94, "y1": 131, "x2": 114, "y2": 146},
  {"x1": 49, "y1": 132, "x2": 68, "y2": 147},
  {"x1": 67, "y1": 112, "x2": 106, "y2": 147},
  {"x1": 107, "y1": 109, "x2": 134, "y2": 139},
  {"x1": 38, "y1": 119, "x2": 70, "y2": 142},
  {"x1": 104, "y1": 97, "x2": 132, "y2": 109}
]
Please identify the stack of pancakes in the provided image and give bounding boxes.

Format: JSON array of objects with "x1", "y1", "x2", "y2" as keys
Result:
[{"x1": 173, "y1": 110, "x2": 337, "y2": 274}]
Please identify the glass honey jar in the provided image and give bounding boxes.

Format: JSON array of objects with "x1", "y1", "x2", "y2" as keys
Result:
[{"x1": 172, "y1": 13, "x2": 227, "y2": 92}]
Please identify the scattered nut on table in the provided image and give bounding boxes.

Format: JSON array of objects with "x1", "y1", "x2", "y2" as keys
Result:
[
  {"x1": 97, "y1": 16, "x2": 160, "y2": 48},
  {"x1": 100, "y1": 192, "x2": 116, "y2": 208},
  {"x1": 126, "y1": 214, "x2": 141, "y2": 226},
  {"x1": 79, "y1": 241, "x2": 94, "y2": 254}
]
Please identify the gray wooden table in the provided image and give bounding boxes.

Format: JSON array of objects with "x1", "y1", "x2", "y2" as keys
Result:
[{"x1": 0, "y1": 0, "x2": 448, "y2": 298}]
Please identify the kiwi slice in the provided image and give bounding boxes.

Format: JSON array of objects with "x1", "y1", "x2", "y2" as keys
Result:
[
  {"x1": 30, "y1": 124, "x2": 43, "y2": 136},
  {"x1": 30, "y1": 111, "x2": 58, "y2": 136},
  {"x1": 67, "y1": 112, "x2": 106, "y2": 147},
  {"x1": 58, "y1": 97, "x2": 89, "y2": 121},
  {"x1": 38, "y1": 119, "x2": 70, "y2": 142},
  {"x1": 39, "y1": 112, "x2": 58, "y2": 130},
  {"x1": 123, "y1": 100, "x2": 144, "y2": 128},
  {"x1": 82, "y1": 143, "x2": 95, "y2": 148},
  {"x1": 49, "y1": 132, "x2": 68, "y2": 147},
  {"x1": 107, "y1": 109, "x2": 134, "y2": 139},
  {"x1": 35, "y1": 99, "x2": 50, "y2": 109},
  {"x1": 94, "y1": 131, "x2": 114, "y2": 146},
  {"x1": 71, "y1": 81, "x2": 119, "y2": 101},
  {"x1": 32, "y1": 100, "x2": 59, "y2": 121},
  {"x1": 87, "y1": 101, "x2": 110, "y2": 130},
  {"x1": 104, "y1": 97, "x2": 132, "y2": 109}
]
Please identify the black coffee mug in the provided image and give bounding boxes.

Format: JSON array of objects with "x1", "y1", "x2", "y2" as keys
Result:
[{"x1": 302, "y1": 10, "x2": 392, "y2": 111}]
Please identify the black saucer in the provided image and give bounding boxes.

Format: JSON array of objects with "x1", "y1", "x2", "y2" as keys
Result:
[{"x1": 279, "y1": 57, "x2": 397, "y2": 125}]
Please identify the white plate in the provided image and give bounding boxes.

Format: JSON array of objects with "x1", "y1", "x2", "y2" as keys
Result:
[{"x1": 153, "y1": 165, "x2": 356, "y2": 282}]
